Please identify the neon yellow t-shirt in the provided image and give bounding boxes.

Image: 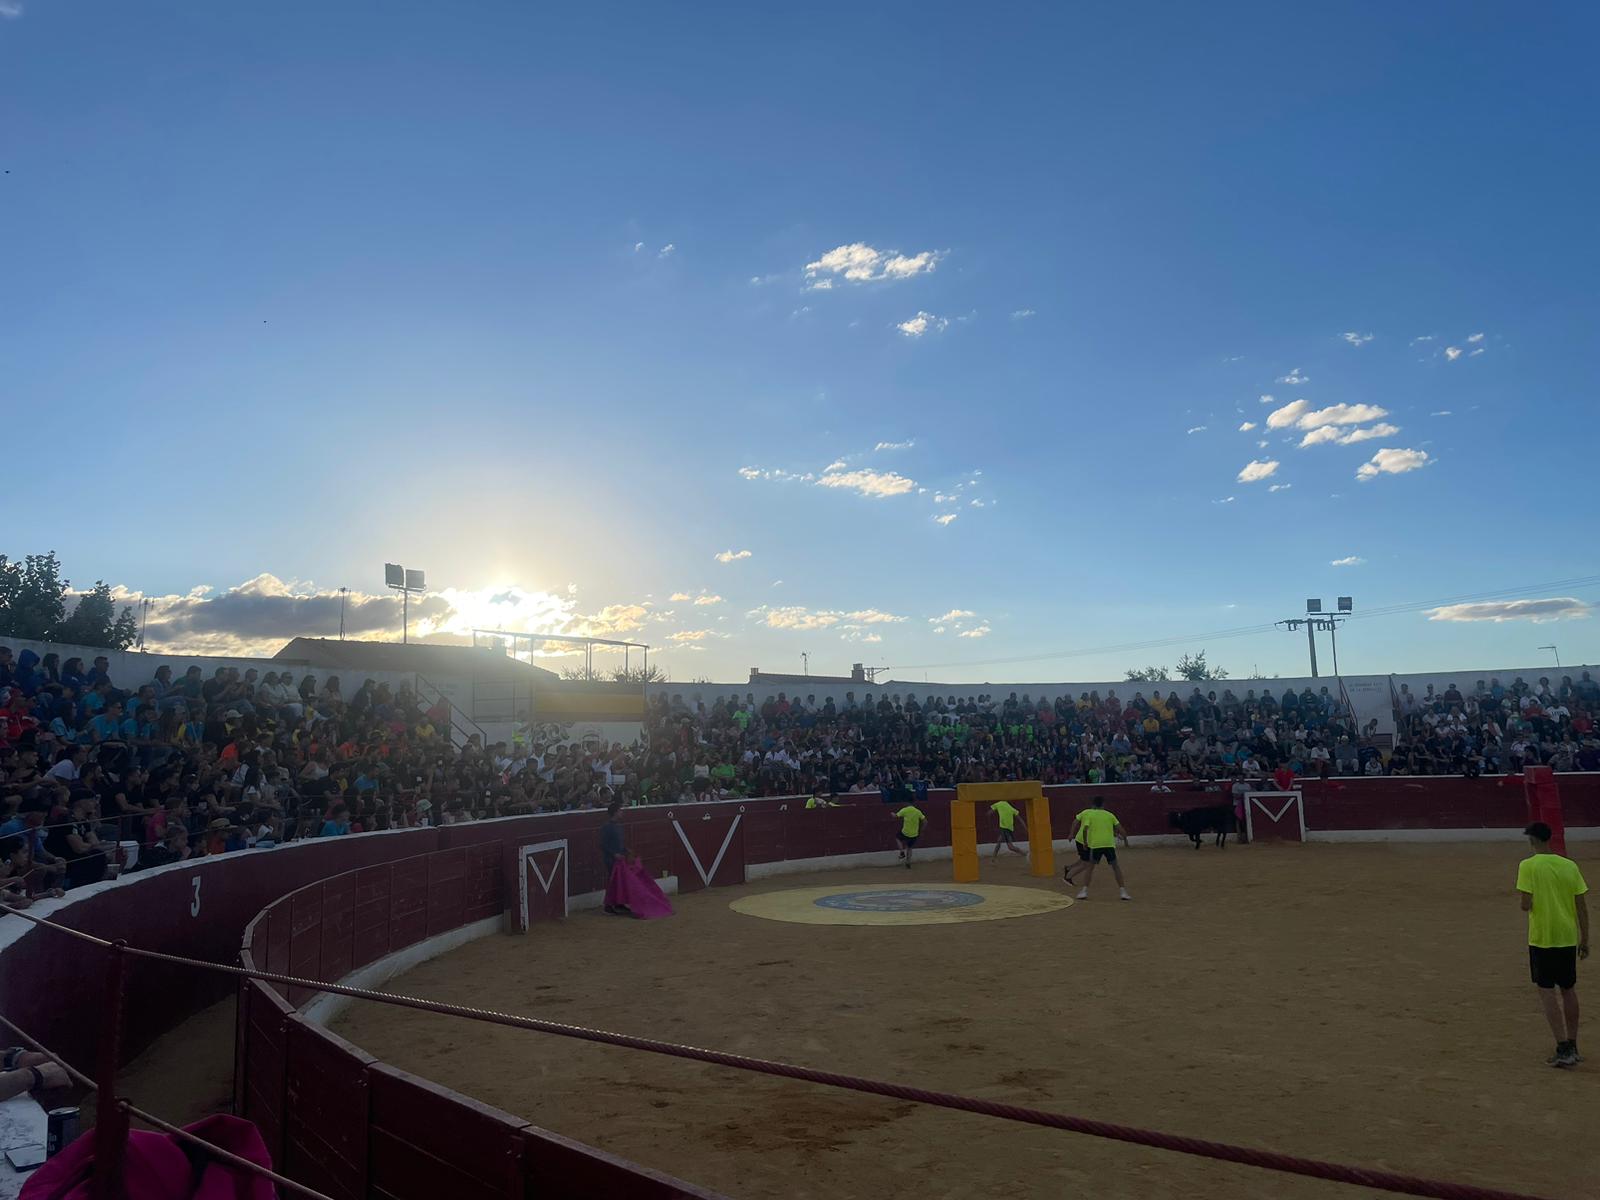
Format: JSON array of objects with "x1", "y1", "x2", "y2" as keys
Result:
[
  {"x1": 992, "y1": 800, "x2": 1020, "y2": 831},
  {"x1": 1516, "y1": 853, "x2": 1589, "y2": 948},
  {"x1": 894, "y1": 806, "x2": 926, "y2": 837},
  {"x1": 1075, "y1": 808, "x2": 1120, "y2": 850}
]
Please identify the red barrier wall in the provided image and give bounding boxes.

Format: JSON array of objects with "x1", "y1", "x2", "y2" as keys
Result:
[{"x1": 235, "y1": 843, "x2": 725, "y2": 1200}]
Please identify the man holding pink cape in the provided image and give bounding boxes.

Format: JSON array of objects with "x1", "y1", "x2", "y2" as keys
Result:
[{"x1": 601, "y1": 800, "x2": 674, "y2": 919}]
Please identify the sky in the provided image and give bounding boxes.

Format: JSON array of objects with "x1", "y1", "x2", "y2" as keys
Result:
[{"x1": 3, "y1": 1, "x2": 1598, "y2": 683}]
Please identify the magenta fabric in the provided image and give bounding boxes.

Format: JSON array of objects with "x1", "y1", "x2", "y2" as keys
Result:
[
  {"x1": 604, "y1": 857, "x2": 675, "y2": 919},
  {"x1": 20, "y1": 1114, "x2": 276, "y2": 1200}
]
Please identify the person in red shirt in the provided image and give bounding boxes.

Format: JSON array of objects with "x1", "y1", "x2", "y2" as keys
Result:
[{"x1": 1273, "y1": 764, "x2": 1296, "y2": 792}]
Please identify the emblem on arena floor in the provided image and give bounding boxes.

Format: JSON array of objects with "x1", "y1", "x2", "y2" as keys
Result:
[{"x1": 814, "y1": 889, "x2": 986, "y2": 912}]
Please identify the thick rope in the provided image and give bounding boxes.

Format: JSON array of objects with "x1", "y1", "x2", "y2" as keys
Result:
[{"x1": 6, "y1": 908, "x2": 1566, "y2": 1200}]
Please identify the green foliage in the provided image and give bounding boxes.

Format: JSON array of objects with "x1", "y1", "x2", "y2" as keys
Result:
[
  {"x1": 0, "y1": 552, "x2": 139, "y2": 650},
  {"x1": 1124, "y1": 665, "x2": 1169, "y2": 682},
  {"x1": 1174, "y1": 650, "x2": 1229, "y2": 681}
]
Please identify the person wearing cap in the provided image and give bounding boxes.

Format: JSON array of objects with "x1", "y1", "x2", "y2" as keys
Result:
[{"x1": 1516, "y1": 822, "x2": 1589, "y2": 1068}]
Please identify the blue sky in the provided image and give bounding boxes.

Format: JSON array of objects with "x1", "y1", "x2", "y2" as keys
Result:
[{"x1": 3, "y1": 1, "x2": 1597, "y2": 680}]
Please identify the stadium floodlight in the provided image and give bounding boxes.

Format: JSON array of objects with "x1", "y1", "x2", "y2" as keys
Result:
[
  {"x1": 1305, "y1": 598, "x2": 1322, "y2": 613},
  {"x1": 1337, "y1": 596, "x2": 1353, "y2": 612},
  {"x1": 384, "y1": 563, "x2": 428, "y2": 644}
]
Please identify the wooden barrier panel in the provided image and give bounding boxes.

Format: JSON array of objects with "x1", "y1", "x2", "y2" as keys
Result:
[
  {"x1": 284, "y1": 1018, "x2": 374, "y2": 1200},
  {"x1": 425, "y1": 847, "x2": 467, "y2": 937},
  {"x1": 367, "y1": 1065, "x2": 527, "y2": 1200},
  {"x1": 352, "y1": 862, "x2": 394, "y2": 971},
  {"x1": 388, "y1": 857, "x2": 430, "y2": 950},
  {"x1": 319, "y1": 871, "x2": 357, "y2": 987},
  {"x1": 523, "y1": 1124, "x2": 730, "y2": 1199}
]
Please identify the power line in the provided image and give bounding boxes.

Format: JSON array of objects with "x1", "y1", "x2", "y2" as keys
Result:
[{"x1": 882, "y1": 574, "x2": 1600, "y2": 673}]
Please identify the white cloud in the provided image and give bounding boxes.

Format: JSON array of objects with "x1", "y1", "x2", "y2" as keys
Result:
[
  {"x1": 933, "y1": 513, "x2": 958, "y2": 526},
  {"x1": 808, "y1": 278, "x2": 833, "y2": 290},
  {"x1": 1259, "y1": 393, "x2": 1276, "y2": 405},
  {"x1": 0, "y1": 0, "x2": 21, "y2": 15},
  {"x1": 1411, "y1": 335, "x2": 1435, "y2": 344},
  {"x1": 1355, "y1": 448, "x2": 1431, "y2": 480},
  {"x1": 693, "y1": 594, "x2": 723, "y2": 606},
  {"x1": 1430, "y1": 410, "x2": 1452, "y2": 417},
  {"x1": 1466, "y1": 332, "x2": 1485, "y2": 343},
  {"x1": 931, "y1": 626, "x2": 946, "y2": 634},
  {"x1": 1469, "y1": 347, "x2": 1485, "y2": 357},
  {"x1": 633, "y1": 241, "x2": 645, "y2": 253},
  {"x1": 957, "y1": 623, "x2": 992, "y2": 639},
  {"x1": 1299, "y1": 421, "x2": 1400, "y2": 448},
  {"x1": 1330, "y1": 556, "x2": 1365, "y2": 567},
  {"x1": 840, "y1": 631, "x2": 883, "y2": 643},
  {"x1": 1268, "y1": 483, "x2": 1292, "y2": 492},
  {"x1": 668, "y1": 592, "x2": 691, "y2": 602},
  {"x1": 1341, "y1": 332, "x2": 1375, "y2": 346},
  {"x1": 1266, "y1": 399, "x2": 1310, "y2": 429},
  {"x1": 1257, "y1": 439, "x2": 1269, "y2": 449},
  {"x1": 658, "y1": 243, "x2": 675, "y2": 258},
  {"x1": 1239, "y1": 421, "x2": 1257, "y2": 431},
  {"x1": 817, "y1": 466, "x2": 917, "y2": 498},
  {"x1": 1337, "y1": 422, "x2": 1400, "y2": 444},
  {"x1": 1010, "y1": 309, "x2": 1036, "y2": 320},
  {"x1": 1426, "y1": 597, "x2": 1591, "y2": 624},
  {"x1": 1444, "y1": 346, "x2": 1463, "y2": 361},
  {"x1": 969, "y1": 498, "x2": 986, "y2": 507},
  {"x1": 1237, "y1": 459, "x2": 1281, "y2": 483},
  {"x1": 714, "y1": 549, "x2": 753, "y2": 562},
  {"x1": 1214, "y1": 496, "x2": 1236, "y2": 504},
  {"x1": 668, "y1": 629, "x2": 716, "y2": 642},
  {"x1": 805, "y1": 243, "x2": 945, "y2": 285},
  {"x1": 755, "y1": 606, "x2": 907, "y2": 632},
  {"x1": 897, "y1": 311, "x2": 949, "y2": 337},
  {"x1": 1277, "y1": 369, "x2": 1309, "y2": 384},
  {"x1": 1186, "y1": 425, "x2": 1207, "y2": 435},
  {"x1": 823, "y1": 459, "x2": 848, "y2": 472},
  {"x1": 1297, "y1": 402, "x2": 1390, "y2": 430},
  {"x1": 874, "y1": 439, "x2": 915, "y2": 451},
  {"x1": 931, "y1": 609, "x2": 975, "y2": 623}
]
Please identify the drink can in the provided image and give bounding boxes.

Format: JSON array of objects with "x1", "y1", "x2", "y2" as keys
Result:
[{"x1": 46, "y1": 1106, "x2": 80, "y2": 1157}]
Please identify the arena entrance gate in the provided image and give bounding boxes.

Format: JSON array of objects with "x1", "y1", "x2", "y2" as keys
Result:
[
  {"x1": 506, "y1": 838, "x2": 569, "y2": 932},
  {"x1": 1243, "y1": 791, "x2": 1305, "y2": 842},
  {"x1": 951, "y1": 781, "x2": 1054, "y2": 883}
]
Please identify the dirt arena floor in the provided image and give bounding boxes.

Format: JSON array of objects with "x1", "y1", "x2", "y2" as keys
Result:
[{"x1": 333, "y1": 842, "x2": 1599, "y2": 1200}]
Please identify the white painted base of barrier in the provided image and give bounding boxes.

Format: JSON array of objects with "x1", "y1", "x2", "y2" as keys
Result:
[{"x1": 302, "y1": 915, "x2": 504, "y2": 1026}]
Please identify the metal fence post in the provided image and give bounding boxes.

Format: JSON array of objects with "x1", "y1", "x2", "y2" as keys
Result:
[{"x1": 92, "y1": 940, "x2": 129, "y2": 1200}]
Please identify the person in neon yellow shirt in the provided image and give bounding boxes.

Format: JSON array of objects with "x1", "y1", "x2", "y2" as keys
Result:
[
  {"x1": 990, "y1": 799, "x2": 1028, "y2": 861},
  {"x1": 1516, "y1": 821, "x2": 1589, "y2": 1067},
  {"x1": 1067, "y1": 796, "x2": 1131, "y2": 901},
  {"x1": 893, "y1": 803, "x2": 926, "y2": 869}
]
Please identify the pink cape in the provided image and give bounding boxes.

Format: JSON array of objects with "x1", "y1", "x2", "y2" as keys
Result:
[
  {"x1": 21, "y1": 1114, "x2": 275, "y2": 1200},
  {"x1": 605, "y1": 857, "x2": 675, "y2": 919}
]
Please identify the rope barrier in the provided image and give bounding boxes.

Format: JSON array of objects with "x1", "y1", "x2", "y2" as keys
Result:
[{"x1": 3, "y1": 909, "x2": 1567, "y2": 1200}]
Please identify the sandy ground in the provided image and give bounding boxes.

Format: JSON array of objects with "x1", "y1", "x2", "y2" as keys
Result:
[{"x1": 326, "y1": 842, "x2": 1599, "y2": 1200}]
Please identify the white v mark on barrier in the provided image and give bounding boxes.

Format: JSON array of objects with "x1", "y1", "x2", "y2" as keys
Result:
[
  {"x1": 671, "y1": 814, "x2": 742, "y2": 886},
  {"x1": 517, "y1": 839, "x2": 570, "y2": 927},
  {"x1": 1244, "y1": 791, "x2": 1306, "y2": 842}
]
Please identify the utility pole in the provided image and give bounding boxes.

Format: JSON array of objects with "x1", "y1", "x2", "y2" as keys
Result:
[
  {"x1": 802, "y1": 652, "x2": 809, "y2": 676},
  {"x1": 1538, "y1": 644, "x2": 1560, "y2": 668},
  {"x1": 338, "y1": 587, "x2": 348, "y2": 640},
  {"x1": 1277, "y1": 597, "x2": 1353, "y2": 677}
]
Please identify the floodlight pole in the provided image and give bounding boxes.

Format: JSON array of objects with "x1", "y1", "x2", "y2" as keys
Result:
[{"x1": 1304, "y1": 621, "x2": 1318, "y2": 677}]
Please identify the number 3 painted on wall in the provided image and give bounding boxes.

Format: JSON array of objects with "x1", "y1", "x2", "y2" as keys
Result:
[{"x1": 190, "y1": 875, "x2": 202, "y2": 918}]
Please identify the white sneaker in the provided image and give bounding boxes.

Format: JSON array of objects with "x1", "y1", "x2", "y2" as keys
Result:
[
  {"x1": 1119, "y1": 889, "x2": 1132, "y2": 901},
  {"x1": 1075, "y1": 888, "x2": 1088, "y2": 900}
]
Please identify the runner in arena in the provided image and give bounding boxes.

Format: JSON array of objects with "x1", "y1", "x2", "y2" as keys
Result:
[
  {"x1": 1068, "y1": 796, "x2": 1131, "y2": 901},
  {"x1": 893, "y1": 801, "x2": 926, "y2": 869},
  {"x1": 990, "y1": 798, "x2": 1027, "y2": 860},
  {"x1": 1516, "y1": 821, "x2": 1589, "y2": 1067}
]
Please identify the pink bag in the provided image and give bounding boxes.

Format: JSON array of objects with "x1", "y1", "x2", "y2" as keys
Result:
[
  {"x1": 20, "y1": 1114, "x2": 276, "y2": 1200},
  {"x1": 604, "y1": 856, "x2": 675, "y2": 919}
]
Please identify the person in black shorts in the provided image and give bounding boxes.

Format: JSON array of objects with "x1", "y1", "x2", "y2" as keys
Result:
[{"x1": 1516, "y1": 822, "x2": 1589, "y2": 1067}]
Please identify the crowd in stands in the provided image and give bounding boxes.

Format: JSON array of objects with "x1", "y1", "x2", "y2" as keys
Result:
[
  {"x1": 1391, "y1": 675, "x2": 1600, "y2": 776},
  {"x1": 628, "y1": 673, "x2": 1600, "y2": 803},
  {"x1": 3, "y1": 637, "x2": 1598, "y2": 903}
]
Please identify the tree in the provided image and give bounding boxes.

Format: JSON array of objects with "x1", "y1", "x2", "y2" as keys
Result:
[
  {"x1": 56, "y1": 581, "x2": 140, "y2": 651},
  {"x1": 0, "y1": 553, "x2": 139, "y2": 649},
  {"x1": 611, "y1": 664, "x2": 668, "y2": 684},
  {"x1": 1124, "y1": 665, "x2": 1169, "y2": 682},
  {"x1": 1174, "y1": 650, "x2": 1229, "y2": 681},
  {"x1": 0, "y1": 553, "x2": 68, "y2": 640}
]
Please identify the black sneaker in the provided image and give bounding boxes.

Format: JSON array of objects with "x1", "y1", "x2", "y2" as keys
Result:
[{"x1": 1549, "y1": 1042, "x2": 1579, "y2": 1069}]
